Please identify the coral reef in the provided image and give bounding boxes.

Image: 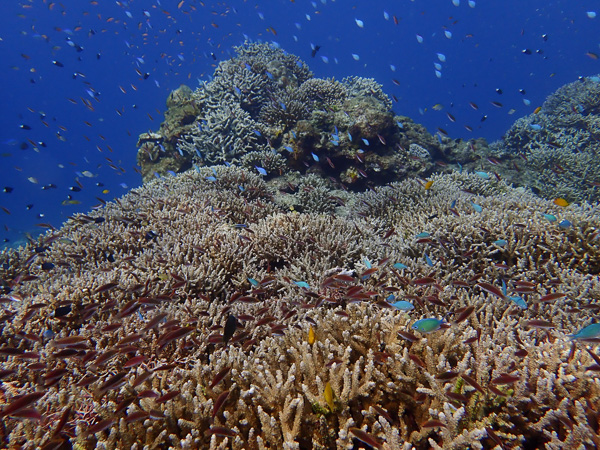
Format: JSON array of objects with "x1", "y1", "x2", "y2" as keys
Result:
[
  {"x1": 1, "y1": 167, "x2": 600, "y2": 449},
  {"x1": 135, "y1": 43, "x2": 449, "y2": 188},
  {"x1": 468, "y1": 75, "x2": 600, "y2": 203}
]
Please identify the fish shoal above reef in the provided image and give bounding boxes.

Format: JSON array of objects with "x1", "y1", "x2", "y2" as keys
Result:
[{"x1": 1, "y1": 164, "x2": 600, "y2": 449}]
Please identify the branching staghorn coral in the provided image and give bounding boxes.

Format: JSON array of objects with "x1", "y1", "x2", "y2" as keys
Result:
[{"x1": 1, "y1": 168, "x2": 600, "y2": 449}]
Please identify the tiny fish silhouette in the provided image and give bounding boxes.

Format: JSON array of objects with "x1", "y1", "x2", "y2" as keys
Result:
[{"x1": 223, "y1": 315, "x2": 238, "y2": 344}]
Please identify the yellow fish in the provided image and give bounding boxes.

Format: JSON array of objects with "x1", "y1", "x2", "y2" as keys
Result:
[
  {"x1": 553, "y1": 198, "x2": 569, "y2": 207},
  {"x1": 324, "y1": 382, "x2": 334, "y2": 411},
  {"x1": 533, "y1": 106, "x2": 542, "y2": 114},
  {"x1": 308, "y1": 325, "x2": 315, "y2": 345},
  {"x1": 424, "y1": 180, "x2": 434, "y2": 190}
]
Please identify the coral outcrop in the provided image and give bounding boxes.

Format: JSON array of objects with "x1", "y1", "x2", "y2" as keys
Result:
[
  {"x1": 470, "y1": 75, "x2": 600, "y2": 203},
  {"x1": 1, "y1": 167, "x2": 599, "y2": 449},
  {"x1": 136, "y1": 43, "x2": 447, "y2": 189}
]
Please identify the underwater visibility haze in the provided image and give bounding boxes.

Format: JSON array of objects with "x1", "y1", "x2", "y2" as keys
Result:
[{"x1": 1, "y1": 0, "x2": 600, "y2": 449}]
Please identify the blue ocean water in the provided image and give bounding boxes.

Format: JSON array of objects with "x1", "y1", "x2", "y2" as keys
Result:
[{"x1": 0, "y1": 0, "x2": 598, "y2": 247}]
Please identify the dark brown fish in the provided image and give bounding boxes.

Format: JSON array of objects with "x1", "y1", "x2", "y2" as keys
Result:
[
  {"x1": 476, "y1": 282, "x2": 506, "y2": 300},
  {"x1": 461, "y1": 374, "x2": 485, "y2": 394},
  {"x1": 77, "y1": 375, "x2": 99, "y2": 387},
  {"x1": 125, "y1": 411, "x2": 149, "y2": 423},
  {"x1": 88, "y1": 419, "x2": 115, "y2": 434},
  {"x1": 52, "y1": 336, "x2": 87, "y2": 348},
  {"x1": 156, "y1": 390, "x2": 180, "y2": 403},
  {"x1": 435, "y1": 371, "x2": 459, "y2": 381},
  {"x1": 538, "y1": 292, "x2": 566, "y2": 303},
  {"x1": 210, "y1": 367, "x2": 231, "y2": 389},
  {"x1": 0, "y1": 392, "x2": 45, "y2": 417},
  {"x1": 0, "y1": 369, "x2": 16, "y2": 380},
  {"x1": 490, "y1": 374, "x2": 520, "y2": 385},
  {"x1": 95, "y1": 282, "x2": 118, "y2": 294},
  {"x1": 453, "y1": 306, "x2": 475, "y2": 323},
  {"x1": 485, "y1": 427, "x2": 504, "y2": 448},
  {"x1": 212, "y1": 390, "x2": 230, "y2": 418},
  {"x1": 488, "y1": 384, "x2": 507, "y2": 397},
  {"x1": 445, "y1": 391, "x2": 469, "y2": 402},
  {"x1": 398, "y1": 330, "x2": 419, "y2": 342},
  {"x1": 123, "y1": 355, "x2": 147, "y2": 368},
  {"x1": 421, "y1": 420, "x2": 446, "y2": 428},
  {"x1": 97, "y1": 372, "x2": 127, "y2": 396},
  {"x1": 223, "y1": 315, "x2": 238, "y2": 344},
  {"x1": 412, "y1": 277, "x2": 435, "y2": 286},
  {"x1": 51, "y1": 406, "x2": 71, "y2": 438},
  {"x1": 408, "y1": 354, "x2": 426, "y2": 369},
  {"x1": 92, "y1": 349, "x2": 119, "y2": 367},
  {"x1": 349, "y1": 428, "x2": 383, "y2": 450},
  {"x1": 207, "y1": 426, "x2": 237, "y2": 437},
  {"x1": 525, "y1": 319, "x2": 554, "y2": 329},
  {"x1": 158, "y1": 326, "x2": 195, "y2": 350},
  {"x1": 372, "y1": 405, "x2": 394, "y2": 424}
]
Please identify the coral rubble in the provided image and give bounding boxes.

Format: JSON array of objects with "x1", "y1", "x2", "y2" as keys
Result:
[{"x1": 1, "y1": 166, "x2": 599, "y2": 449}]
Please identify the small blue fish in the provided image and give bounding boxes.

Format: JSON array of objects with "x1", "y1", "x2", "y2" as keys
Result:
[
  {"x1": 509, "y1": 295, "x2": 527, "y2": 309},
  {"x1": 424, "y1": 252, "x2": 434, "y2": 267},
  {"x1": 238, "y1": 185, "x2": 245, "y2": 192},
  {"x1": 279, "y1": 102, "x2": 286, "y2": 111},
  {"x1": 248, "y1": 277, "x2": 259, "y2": 286},
  {"x1": 234, "y1": 86, "x2": 241, "y2": 95},
  {"x1": 392, "y1": 300, "x2": 414, "y2": 311},
  {"x1": 457, "y1": 163, "x2": 463, "y2": 174},
  {"x1": 291, "y1": 130, "x2": 297, "y2": 139},
  {"x1": 265, "y1": 71, "x2": 273, "y2": 80},
  {"x1": 396, "y1": 121, "x2": 404, "y2": 129},
  {"x1": 294, "y1": 281, "x2": 310, "y2": 289},
  {"x1": 543, "y1": 214, "x2": 557, "y2": 223},
  {"x1": 205, "y1": 176, "x2": 217, "y2": 182},
  {"x1": 412, "y1": 318, "x2": 445, "y2": 333},
  {"x1": 568, "y1": 323, "x2": 600, "y2": 340},
  {"x1": 529, "y1": 124, "x2": 542, "y2": 131},
  {"x1": 43, "y1": 329, "x2": 55, "y2": 341},
  {"x1": 311, "y1": 152, "x2": 319, "y2": 162},
  {"x1": 284, "y1": 146, "x2": 294, "y2": 153},
  {"x1": 362, "y1": 138, "x2": 370, "y2": 146},
  {"x1": 363, "y1": 258, "x2": 372, "y2": 269},
  {"x1": 393, "y1": 262, "x2": 408, "y2": 269},
  {"x1": 475, "y1": 171, "x2": 490, "y2": 179},
  {"x1": 558, "y1": 219, "x2": 572, "y2": 229},
  {"x1": 253, "y1": 130, "x2": 262, "y2": 137},
  {"x1": 244, "y1": 63, "x2": 252, "y2": 71},
  {"x1": 347, "y1": 132, "x2": 353, "y2": 141},
  {"x1": 471, "y1": 202, "x2": 483, "y2": 213},
  {"x1": 450, "y1": 200, "x2": 457, "y2": 209},
  {"x1": 415, "y1": 232, "x2": 430, "y2": 238},
  {"x1": 255, "y1": 166, "x2": 267, "y2": 176},
  {"x1": 493, "y1": 239, "x2": 507, "y2": 247}
]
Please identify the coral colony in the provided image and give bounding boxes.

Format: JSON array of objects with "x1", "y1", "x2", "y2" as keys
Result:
[{"x1": 1, "y1": 43, "x2": 600, "y2": 449}]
